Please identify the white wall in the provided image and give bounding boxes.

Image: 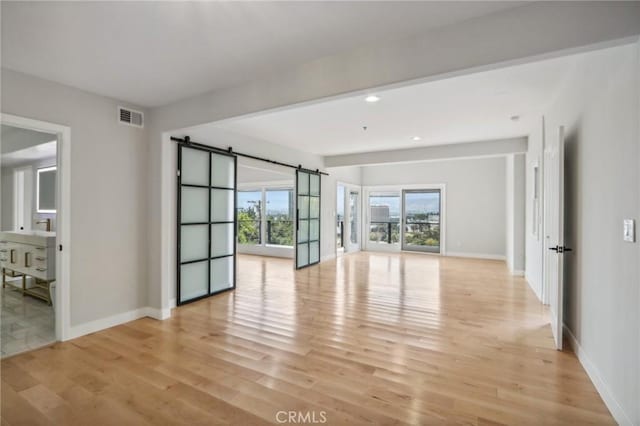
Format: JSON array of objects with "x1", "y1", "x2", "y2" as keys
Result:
[
  {"x1": 505, "y1": 154, "x2": 526, "y2": 274},
  {"x1": 361, "y1": 157, "x2": 506, "y2": 259},
  {"x1": 531, "y1": 43, "x2": 639, "y2": 425},
  {"x1": 1, "y1": 69, "x2": 150, "y2": 327}
]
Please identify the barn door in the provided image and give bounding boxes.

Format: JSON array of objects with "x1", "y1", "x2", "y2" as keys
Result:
[
  {"x1": 296, "y1": 170, "x2": 321, "y2": 269},
  {"x1": 177, "y1": 144, "x2": 236, "y2": 305}
]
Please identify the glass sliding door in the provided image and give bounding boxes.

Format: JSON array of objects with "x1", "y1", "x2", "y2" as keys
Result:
[
  {"x1": 177, "y1": 144, "x2": 236, "y2": 305},
  {"x1": 296, "y1": 170, "x2": 321, "y2": 269},
  {"x1": 368, "y1": 192, "x2": 401, "y2": 247},
  {"x1": 402, "y1": 189, "x2": 441, "y2": 253}
]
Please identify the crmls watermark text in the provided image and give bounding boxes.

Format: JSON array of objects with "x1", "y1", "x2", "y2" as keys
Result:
[{"x1": 275, "y1": 410, "x2": 328, "y2": 424}]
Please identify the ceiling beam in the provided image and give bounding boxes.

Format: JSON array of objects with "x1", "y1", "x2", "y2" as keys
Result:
[
  {"x1": 324, "y1": 137, "x2": 528, "y2": 168},
  {"x1": 152, "y1": 2, "x2": 640, "y2": 133}
]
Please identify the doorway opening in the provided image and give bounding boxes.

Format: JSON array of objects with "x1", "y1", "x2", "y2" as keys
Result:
[
  {"x1": 336, "y1": 182, "x2": 361, "y2": 255},
  {"x1": 236, "y1": 162, "x2": 296, "y2": 260},
  {"x1": 336, "y1": 184, "x2": 345, "y2": 255},
  {"x1": 0, "y1": 115, "x2": 70, "y2": 356}
]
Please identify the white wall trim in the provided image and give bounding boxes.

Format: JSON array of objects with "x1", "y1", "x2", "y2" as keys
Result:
[
  {"x1": 563, "y1": 325, "x2": 633, "y2": 426},
  {"x1": 68, "y1": 309, "x2": 144, "y2": 340},
  {"x1": 1, "y1": 113, "x2": 72, "y2": 342},
  {"x1": 144, "y1": 306, "x2": 171, "y2": 321},
  {"x1": 321, "y1": 252, "x2": 336, "y2": 263},
  {"x1": 446, "y1": 251, "x2": 506, "y2": 261},
  {"x1": 512, "y1": 269, "x2": 525, "y2": 277},
  {"x1": 67, "y1": 307, "x2": 172, "y2": 339}
]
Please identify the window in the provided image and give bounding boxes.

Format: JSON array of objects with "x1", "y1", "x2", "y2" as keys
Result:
[
  {"x1": 237, "y1": 187, "x2": 294, "y2": 248},
  {"x1": 402, "y1": 189, "x2": 441, "y2": 253},
  {"x1": 266, "y1": 189, "x2": 294, "y2": 246},
  {"x1": 368, "y1": 193, "x2": 400, "y2": 244},
  {"x1": 237, "y1": 190, "x2": 261, "y2": 245}
]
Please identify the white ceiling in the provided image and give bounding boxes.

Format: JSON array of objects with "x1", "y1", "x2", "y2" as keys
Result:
[
  {"x1": 1, "y1": 124, "x2": 56, "y2": 155},
  {"x1": 212, "y1": 53, "x2": 579, "y2": 156},
  {"x1": 1, "y1": 1, "x2": 523, "y2": 107},
  {"x1": 1, "y1": 141, "x2": 57, "y2": 168}
]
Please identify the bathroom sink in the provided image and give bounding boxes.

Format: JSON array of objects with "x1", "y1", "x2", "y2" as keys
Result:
[{"x1": 0, "y1": 230, "x2": 56, "y2": 246}]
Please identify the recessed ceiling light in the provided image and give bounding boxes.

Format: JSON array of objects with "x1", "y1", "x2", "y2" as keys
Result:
[
  {"x1": 412, "y1": 136, "x2": 422, "y2": 141},
  {"x1": 365, "y1": 95, "x2": 380, "y2": 103}
]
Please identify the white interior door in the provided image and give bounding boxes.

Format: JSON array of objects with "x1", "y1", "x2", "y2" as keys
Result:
[{"x1": 544, "y1": 126, "x2": 566, "y2": 350}]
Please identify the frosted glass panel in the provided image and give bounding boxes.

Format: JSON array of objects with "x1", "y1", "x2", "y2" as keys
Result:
[
  {"x1": 211, "y1": 189, "x2": 234, "y2": 222},
  {"x1": 309, "y1": 219, "x2": 319, "y2": 241},
  {"x1": 181, "y1": 225, "x2": 208, "y2": 262},
  {"x1": 181, "y1": 187, "x2": 208, "y2": 223},
  {"x1": 310, "y1": 197, "x2": 319, "y2": 219},
  {"x1": 181, "y1": 148, "x2": 209, "y2": 186},
  {"x1": 298, "y1": 219, "x2": 309, "y2": 243},
  {"x1": 211, "y1": 223, "x2": 233, "y2": 257},
  {"x1": 310, "y1": 241, "x2": 319, "y2": 264},
  {"x1": 298, "y1": 172, "x2": 309, "y2": 195},
  {"x1": 211, "y1": 154, "x2": 235, "y2": 188},
  {"x1": 211, "y1": 257, "x2": 233, "y2": 292},
  {"x1": 297, "y1": 244, "x2": 309, "y2": 268},
  {"x1": 298, "y1": 196, "x2": 309, "y2": 219},
  {"x1": 310, "y1": 174, "x2": 320, "y2": 196},
  {"x1": 180, "y1": 261, "x2": 208, "y2": 302}
]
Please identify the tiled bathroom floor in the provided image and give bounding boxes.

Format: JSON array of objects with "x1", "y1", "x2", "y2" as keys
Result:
[{"x1": 1, "y1": 279, "x2": 55, "y2": 358}]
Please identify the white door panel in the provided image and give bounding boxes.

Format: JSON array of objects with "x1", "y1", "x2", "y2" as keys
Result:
[{"x1": 544, "y1": 126, "x2": 566, "y2": 350}]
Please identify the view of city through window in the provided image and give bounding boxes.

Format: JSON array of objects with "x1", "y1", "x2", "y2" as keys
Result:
[
  {"x1": 369, "y1": 194, "x2": 401, "y2": 244},
  {"x1": 237, "y1": 189, "x2": 294, "y2": 246},
  {"x1": 369, "y1": 190, "x2": 440, "y2": 250},
  {"x1": 403, "y1": 191, "x2": 440, "y2": 251}
]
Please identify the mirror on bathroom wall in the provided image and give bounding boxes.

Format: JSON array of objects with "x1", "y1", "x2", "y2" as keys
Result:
[{"x1": 37, "y1": 166, "x2": 56, "y2": 213}]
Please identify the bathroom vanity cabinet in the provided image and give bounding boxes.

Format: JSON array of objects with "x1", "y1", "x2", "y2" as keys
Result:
[{"x1": 0, "y1": 231, "x2": 56, "y2": 303}]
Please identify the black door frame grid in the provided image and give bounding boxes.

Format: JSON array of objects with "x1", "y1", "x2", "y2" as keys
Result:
[
  {"x1": 295, "y1": 169, "x2": 321, "y2": 270},
  {"x1": 177, "y1": 142, "x2": 237, "y2": 305}
]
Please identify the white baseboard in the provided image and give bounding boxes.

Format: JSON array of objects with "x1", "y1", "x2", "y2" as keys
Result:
[
  {"x1": 66, "y1": 306, "x2": 172, "y2": 340},
  {"x1": 446, "y1": 251, "x2": 506, "y2": 261},
  {"x1": 143, "y1": 306, "x2": 171, "y2": 320},
  {"x1": 67, "y1": 308, "x2": 147, "y2": 340},
  {"x1": 563, "y1": 325, "x2": 633, "y2": 426},
  {"x1": 170, "y1": 298, "x2": 177, "y2": 309},
  {"x1": 321, "y1": 253, "x2": 336, "y2": 262},
  {"x1": 512, "y1": 269, "x2": 525, "y2": 276}
]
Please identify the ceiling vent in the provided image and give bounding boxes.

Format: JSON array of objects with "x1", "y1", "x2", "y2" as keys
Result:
[{"x1": 118, "y1": 106, "x2": 144, "y2": 128}]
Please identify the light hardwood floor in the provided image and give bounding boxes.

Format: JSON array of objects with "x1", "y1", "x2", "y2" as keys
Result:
[{"x1": 1, "y1": 253, "x2": 613, "y2": 425}]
